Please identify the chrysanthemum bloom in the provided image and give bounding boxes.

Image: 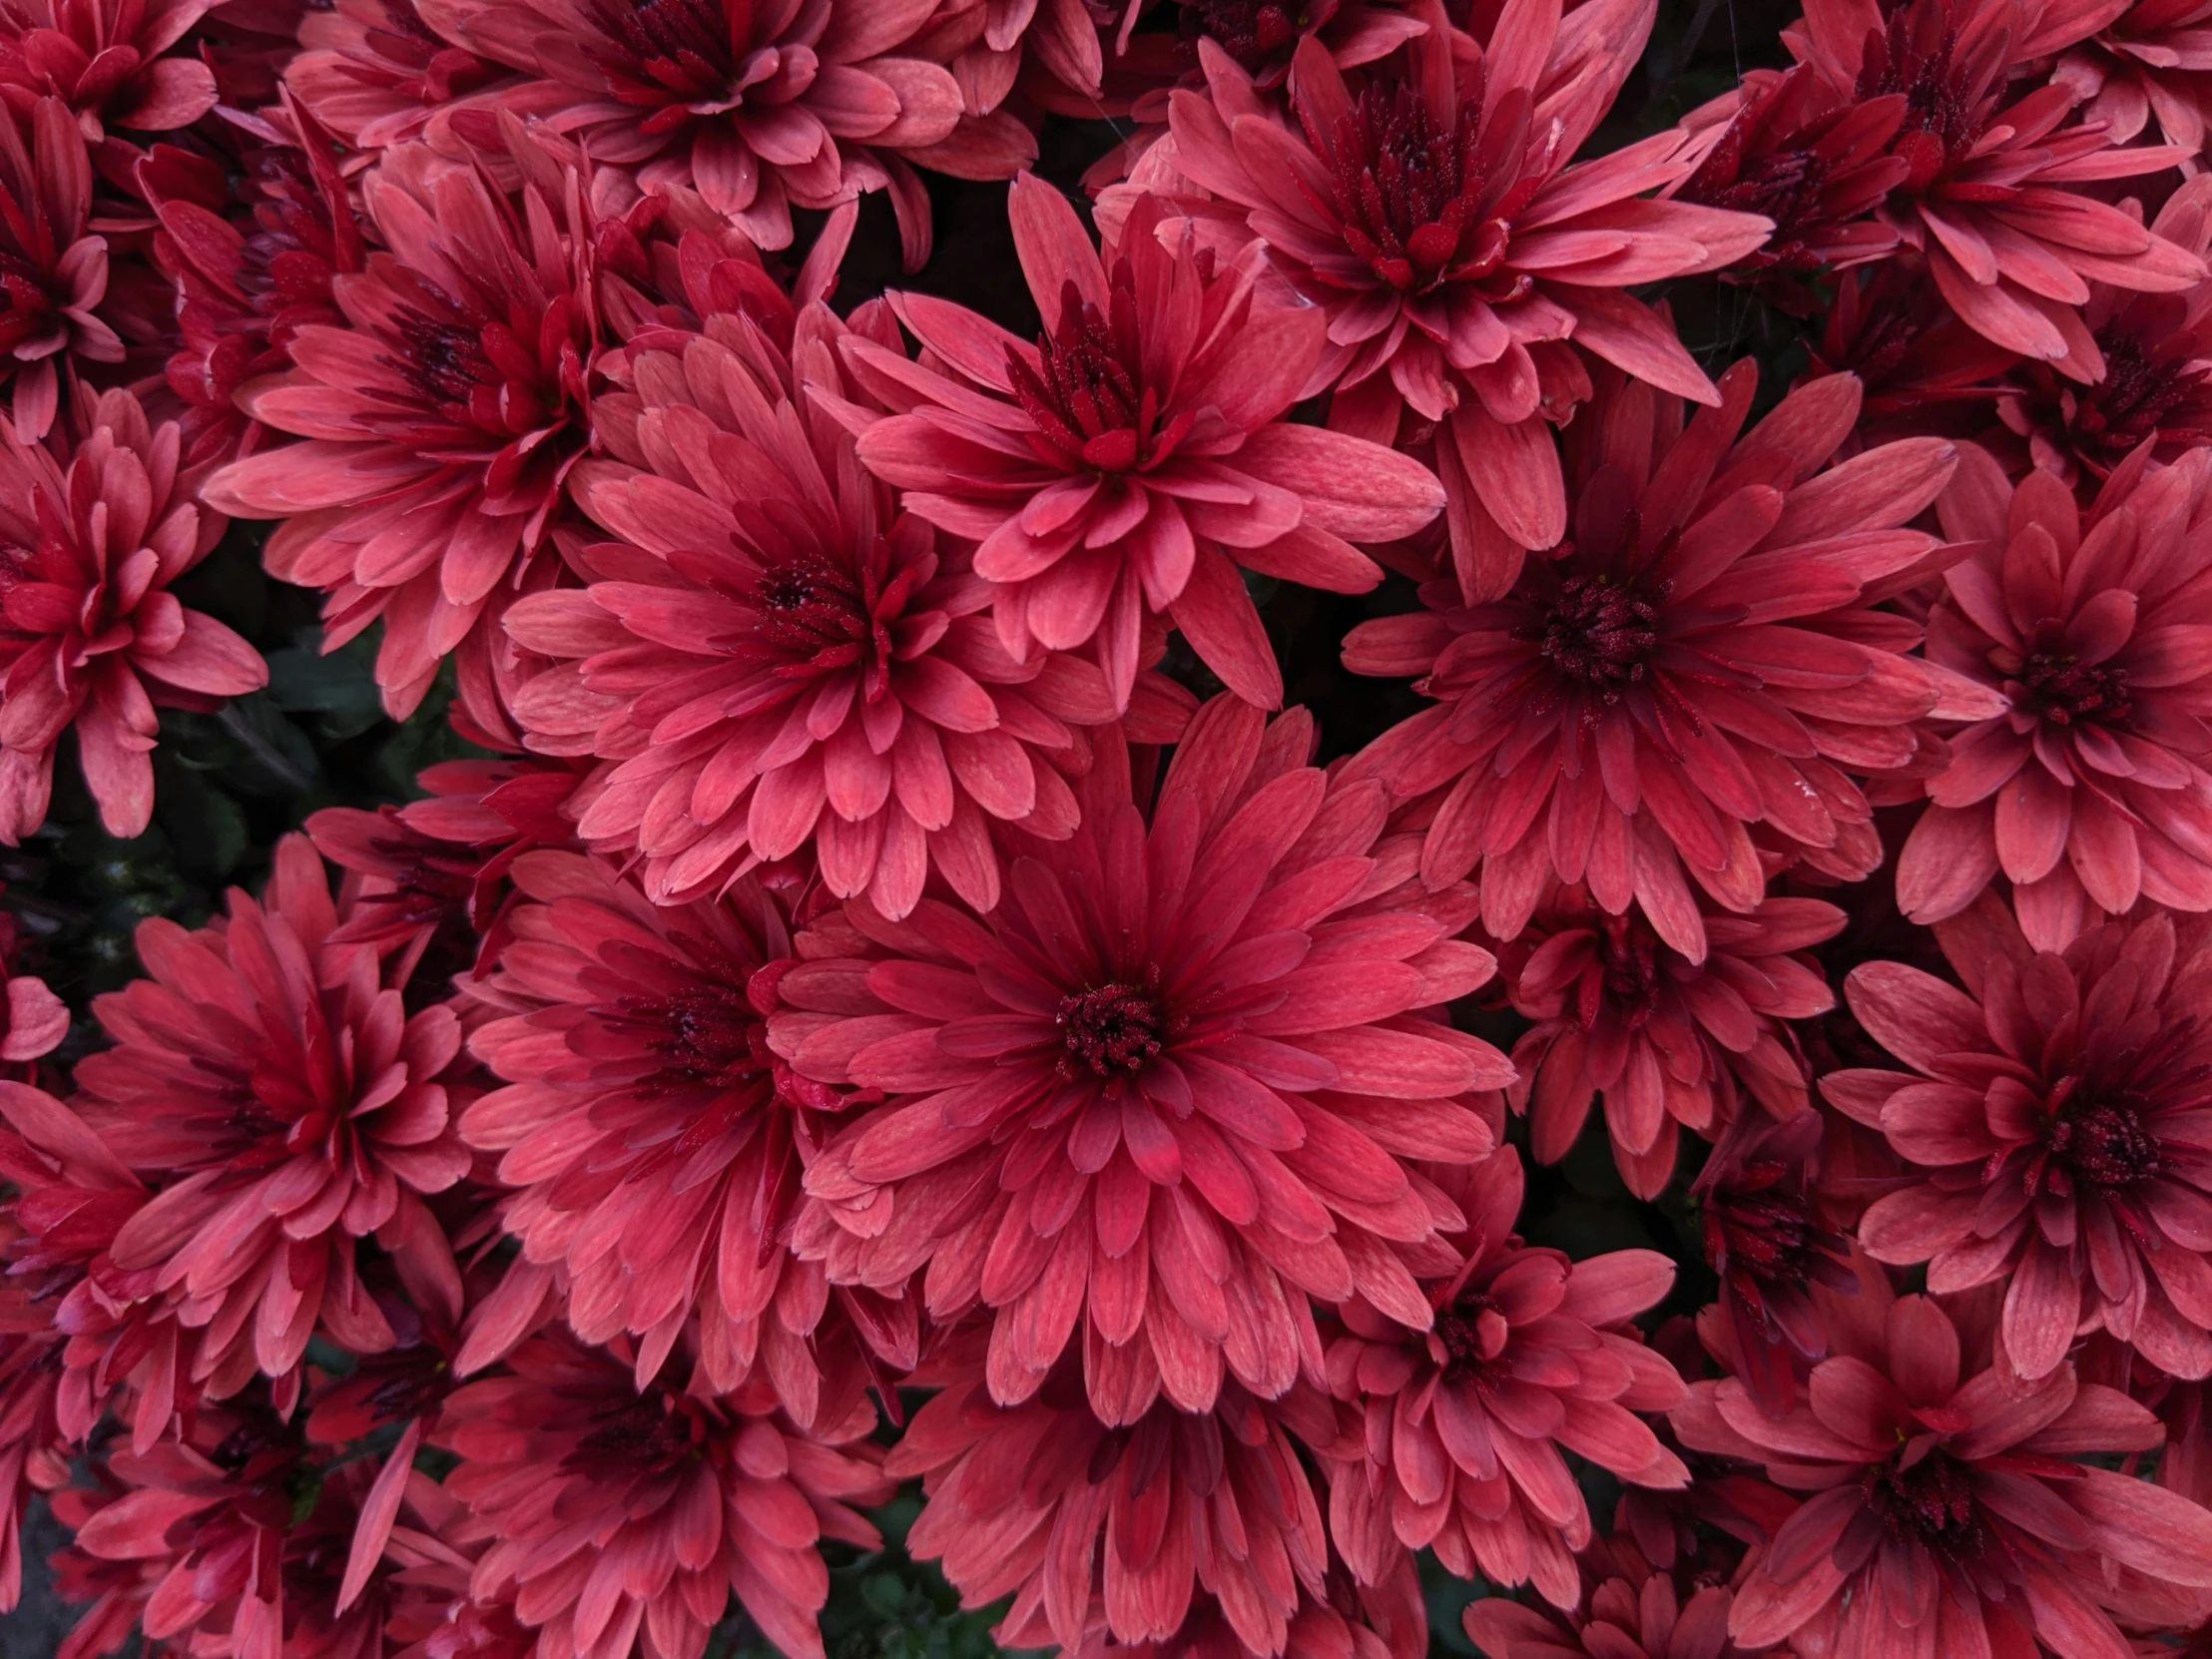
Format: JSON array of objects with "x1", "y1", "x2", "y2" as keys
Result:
[
  {"x1": 435, "y1": 1327, "x2": 890, "y2": 1659},
  {"x1": 1321, "y1": 1148, "x2": 1689, "y2": 1610},
  {"x1": 1899, "y1": 444, "x2": 2212, "y2": 940},
  {"x1": 306, "y1": 753, "x2": 578, "y2": 967},
  {"x1": 139, "y1": 97, "x2": 364, "y2": 470},
  {"x1": 1808, "y1": 261, "x2": 2022, "y2": 446},
  {"x1": 1670, "y1": 65, "x2": 1910, "y2": 312},
  {"x1": 69, "y1": 835, "x2": 475, "y2": 1398},
  {"x1": 839, "y1": 178, "x2": 1445, "y2": 711},
  {"x1": 889, "y1": 1330, "x2": 1340, "y2": 1657},
  {"x1": 1500, "y1": 886, "x2": 1842, "y2": 1197},
  {"x1": 1343, "y1": 363, "x2": 1989, "y2": 961},
  {"x1": 1161, "y1": 0, "x2": 1769, "y2": 552},
  {"x1": 456, "y1": 848, "x2": 916, "y2": 1420},
  {"x1": 406, "y1": 0, "x2": 1021, "y2": 264},
  {"x1": 2058, "y1": 0, "x2": 2212, "y2": 154},
  {"x1": 782, "y1": 696, "x2": 1506, "y2": 1420},
  {"x1": 0, "y1": 0, "x2": 218, "y2": 138},
  {"x1": 1462, "y1": 1550, "x2": 1741, "y2": 1659},
  {"x1": 1990, "y1": 177, "x2": 2212, "y2": 487},
  {"x1": 506, "y1": 299, "x2": 1165, "y2": 916},
  {"x1": 0, "y1": 98, "x2": 120, "y2": 440},
  {"x1": 1829, "y1": 894, "x2": 2212, "y2": 1382},
  {"x1": 0, "y1": 385, "x2": 263, "y2": 843},
  {"x1": 201, "y1": 137, "x2": 598, "y2": 720},
  {"x1": 1692, "y1": 1109, "x2": 1857, "y2": 1415},
  {"x1": 1672, "y1": 1291, "x2": 2212, "y2": 1656},
  {"x1": 66, "y1": 1393, "x2": 310, "y2": 1659},
  {"x1": 1785, "y1": 0, "x2": 2204, "y2": 372},
  {"x1": 283, "y1": 0, "x2": 509, "y2": 151}
]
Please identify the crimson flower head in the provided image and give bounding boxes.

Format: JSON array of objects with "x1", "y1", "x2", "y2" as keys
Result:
[
  {"x1": 0, "y1": 385, "x2": 264, "y2": 844},
  {"x1": 1789, "y1": 0, "x2": 2204, "y2": 371},
  {"x1": 840, "y1": 178, "x2": 1445, "y2": 712},
  {"x1": 505, "y1": 298, "x2": 1171, "y2": 916},
  {"x1": 1344, "y1": 363, "x2": 1991, "y2": 963},
  {"x1": 1462, "y1": 1539, "x2": 1745, "y2": 1659},
  {"x1": 1693, "y1": 1108, "x2": 1857, "y2": 1415},
  {"x1": 780, "y1": 696, "x2": 1507, "y2": 1423},
  {"x1": 1164, "y1": 0, "x2": 1769, "y2": 552},
  {"x1": 203, "y1": 137, "x2": 599, "y2": 720},
  {"x1": 2056, "y1": 0, "x2": 2212, "y2": 154},
  {"x1": 435, "y1": 1327, "x2": 892, "y2": 1659},
  {"x1": 0, "y1": 97, "x2": 121, "y2": 441},
  {"x1": 456, "y1": 849, "x2": 914, "y2": 1422},
  {"x1": 377, "y1": 0, "x2": 1012, "y2": 261},
  {"x1": 1501, "y1": 886, "x2": 1842, "y2": 1197},
  {"x1": 0, "y1": 0, "x2": 218, "y2": 139},
  {"x1": 889, "y1": 1329, "x2": 1341, "y2": 1657},
  {"x1": 1322, "y1": 1147, "x2": 1689, "y2": 1611},
  {"x1": 1901, "y1": 445, "x2": 2212, "y2": 942},
  {"x1": 1674, "y1": 1289, "x2": 2212, "y2": 1656},
  {"x1": 1831, "y1": 893, "x2": 2212, "y2": 1383},
  {"x1": 282, "y1": 0, "x2": 508, "y2": 152},
  {"x1": 69, "y1": 835, "x2": 475, "y2": 1397},
  {"x1": 1989, "y1": 177, "x2": 2212, "y2": 487}
]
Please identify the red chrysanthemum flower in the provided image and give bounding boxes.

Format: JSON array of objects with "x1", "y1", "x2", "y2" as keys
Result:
[
  {"x1": 1674, "y1": 1289, "x2": 2212, "y2": 1656},
  {"x1": 1670, "y1": 64, "x2": 1910, "y2": 310},
  {"x1": 201, "y1": 138, "x2": 598, "y2": 720},
  {"x1": 1161, "y1": 0, "x2": 1769, "y2": 552},
  {"x1": 69, "y1": 834, "x2": 475, "y2": 1397},
  {"x1": 1830, "y1": 894, "x2": 2212, "y2": 1382},
  {"x1": 1900, "y1": 444, "x2": 2212, "y2": 941},
  {"x1": 1321, "y1": 1147, "x2": 1688, "y2": 1611},
  {"x1": 0, "y1": 97, "x2": 121, "y2": 441},
  {"x1": 1785, "y1": 0, "x2": 2204, "y2": 372},
  {"x1": 65, "y1": 1392, "x2": 311, "y2": 1659},
  {"x1": 138, "y1": 96, "x2": 364, "y2": 470},
  {"x1": 839, "y1": 178, "x2": 1445, "y2": 712},
  {"x1": 434, "y1": 1327, "x2": 891, "y2": 1659},
  {"x1": 1807, "y1": 260, "x2": 2022, "y2": 446},
  {"x1": 305, "y1": 752, "x2": 579, "y2": 968},
  {"x1": 1343, "y1": 363, "x2": 1993, "y2": 962},
  {"x1": 779, "y1": 696, "x2": 1507, "y2": 1421},
  {"x1": 405, "y1": 0, "x2": 1023, "y2": 265},
  {"x1": 505, "y1": 298, "x2": 1175, "y2": 916},
  {"x1": 2058, "y1": 0, "x2": 2212, "y2": 155},
  {"x1": 889, "y1": 1328, "x2": 1340, "y2": 1657},
  {"x1": 1692, "y1": 1108, "x2": 1858, "y2": 1415},
  {"x1": 282, "y1": 0, "x2": 510, "y2": 151},
  {"x1": 1499, "y1": 885, "x2": 1841, "y2": 1197},
  {"x1": 1461, "y1": 1541, "x2": 1746, "y2": 1659},
  {"x1": 1989, "y1": 177, "x2": 2212, "y2": 487},
  {"x1": 0, "y1": 0, "x2": 218, "y2": 139},
  {"x1": 455, "y1": 848, "x2": 915, "y2": 1419},
  {"x1": 0, "y1": 384, "x2": 264, "y2": 843}
]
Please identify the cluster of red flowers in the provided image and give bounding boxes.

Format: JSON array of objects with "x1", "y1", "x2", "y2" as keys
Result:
[{"x1": 6, "y1": 0, "x2": 2212, "y2": 1654}]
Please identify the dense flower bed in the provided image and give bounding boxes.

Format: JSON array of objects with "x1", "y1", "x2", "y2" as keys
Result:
[{"x1": 5, "y1": 0, "x2": 2212, "y2": 1655}]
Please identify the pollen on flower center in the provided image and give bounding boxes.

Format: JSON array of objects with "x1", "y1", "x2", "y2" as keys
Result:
[
  {"x1": 397, "y1": 314, "x2": 494, "y2": 408},
  {"x1": 598, "y1": 947, "x2": 770, "y2": 1091},
  {"x1": 2017, "y1": 651, "x2": 2131, "y2": 726},
  {"x1": 745, "y1": 550, "x2": 876, "y2": 670},
  {"x1": 1055, "y1": 979, "x2": 1171, "y2": 1078},
  {"x1": 1007, "y1": 272, "x2": 1166, "y2": 474},
  {"x1": 2049, "y1": 1099, "x2": 2162, "y2": 1190},
  {"x1": 1867, "y1": 1450, "x2": 1982, "y2": 1555},
  {"x1": 1331, "y1": 85, "x2": 1481, "y2": 292},
  {"x1": 1534, "y1": 576, "x2": 1661, "y2": 691},
  {"x1": 1858, "y1": 15, "x2": 1982, "y2": 170}
]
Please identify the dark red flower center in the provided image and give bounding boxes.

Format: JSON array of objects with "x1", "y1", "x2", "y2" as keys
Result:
[
  {"x1": 1327, "y1": 85, "x2": 1497, "y2": 293},
  {"x1": 1009, "y1": 267, "x2": 1192, "y2": 475},
  {"x1": 569, "y1": 1382, "x2": 730, "y2": 1475},
  {"x1": 2030, "y1": 327, "x2": 2212, "y2": 473},
  {"x1": 1856, "y1": 9, "x2": 1984, "y2": 187},
  {"x1": 743, "y1": 546, "x2": 892, "y2": 681},
  {"x1": 1433, "y1": 1292, "x2": 1507, "y2": 1384},
  {"x1": 1533, "y1": 576, "x2": 1660, "y2": 692},
  {"x1": 1181, "y1": 0, "x2": 1308, "y2": 72},
  {"x1": 1867, "y1": 1448, "x2": 1982, "y2": 1554},
  {"x1": 1056, "y1": 977, "x2": 1173, "y2": 1078},
  {"x1": 604, "y1": 960, "x2": 769, "y2": 1093},
  {"x1": 1596, "y1": 915, "x2": 1664, "y2": 1025},
  {"x1": 583, "y1": 0, "x2": 742, "y2": 109},
  {"x1": 2016, "y1": 650, "x2": 2130, "y2": 728},
  {"x1": 2048, "y1": 1099, "x2": 2162, "y2": 1191}
]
